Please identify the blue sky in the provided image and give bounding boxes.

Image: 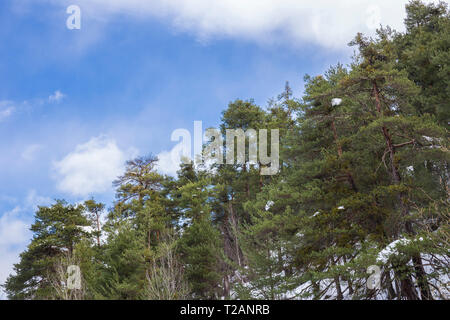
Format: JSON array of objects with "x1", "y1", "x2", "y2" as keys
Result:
[{"x1": 0, "y1": 0, "x2": 433, "y2": 297}]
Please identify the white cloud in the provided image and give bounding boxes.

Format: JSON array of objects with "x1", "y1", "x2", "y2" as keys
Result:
[
  {"x1": 48, "y1": 90, "x2": 65, "y2": 103},
  {"x1": 21, "y1": 144, "x2": 43, "y2": 161},
  {"x1": 156, "y1": 141, "x2": 187, "y2": 176},
  {"x1": 0, "y1": 101, "x2": 15, "y2": 122},
  {"x1": 0, "y1": 207, "x2": 30, "y2": 248},
  {"x1": 0, "y1": 90, "x2": 65, "y2": 121},
  {"x1": 67, "y1": 0, "x2": 442, "y2": 50},
  {"x1": 0, "y1": 108, "x2": 14, "y2": 121},
  {"x1": 0, "y1": 206, "x2": 32, "y2": 299},
  {"x1": 53, "y1": 136, "x2": 134, "y2": 197},
  {"x1": 25, "y1": 190, "x2": 52, "y2": 210},
  {"x1": 0, "y1": 249, "x2": 21, "y2": 300},
  {"x1": 0, "y1": 190, "x2": 51, "y2": 299}
]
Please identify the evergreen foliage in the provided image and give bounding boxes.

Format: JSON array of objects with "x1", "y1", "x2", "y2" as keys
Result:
[{"x1": 3, "y1": 1, "x2": 449, "y2": 300}]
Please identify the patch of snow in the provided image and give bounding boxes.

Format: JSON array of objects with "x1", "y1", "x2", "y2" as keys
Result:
[
  {"x1": 377, "y1": 238, "x2": 411, "y2": 264},
  {"x1": 331, "y1": 98, "x2": 342, "y2": 107},
  {"x1": 265, "y1": 200, "x2": 274, "y2": 211}
]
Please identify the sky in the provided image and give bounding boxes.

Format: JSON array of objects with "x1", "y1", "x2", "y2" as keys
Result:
[{"x1": 0, "y1": 0, "x2": 444, "y2": 298}]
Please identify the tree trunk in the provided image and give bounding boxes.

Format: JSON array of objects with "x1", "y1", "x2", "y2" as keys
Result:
[
  {"x1": 96, "y1": 214, "x2": 101, "y2": 247},
  {"x1": 223, "y1": 274, "x2": 230, "y2": 299},
  {"x1": 411, "y1": 253, "x2": 433, "y2": 300},
  {"x1": 335, "y1": 276, "x2": 344, "y2": 300},
  {"x1": 400, "y1": 276, "x2": 419, "y2": 300},
  {"x1": 331, "y1": 119, "x2": 358, "y2": 192},
  {"x1": 383, "y1": 270, "x2": 397, "y2": 299},
  {"x1": 372, "y1": 81, "x2": 425, "y2": 300},
  {"x1": 343, "y1": 256, "x2": 354, "y2": 296},
  {"x1": 405, "y1": 222, "x2": 433, "y2": 300},
  {"x1": 229, "y1": 201, "x2": 242, "y2": 268}
]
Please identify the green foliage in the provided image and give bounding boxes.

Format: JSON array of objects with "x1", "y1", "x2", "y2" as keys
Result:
[
  {"x1": 4, "y1": 201, "x2": 89, "y2": 299},
  {"x1": 4, "y1": 0, "x2": 449, "y2": 301},
  {"x1": 178, "y1": 216, "x2": 223, "y2": 299}
]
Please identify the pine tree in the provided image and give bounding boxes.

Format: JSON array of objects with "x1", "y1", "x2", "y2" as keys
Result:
[
  {"x1": 177, "y1": 178, "x2": 224, "y2": 299},
  {"x1": 84, "y1": 199, "x2": 105, "y2": 247},
  {"x1": 395, "y1": 0, "x2": 450, "y2": 124},
  {"x1": 4, "y1": 0, "x2": 448, "y2": 301},
  {"x1": 4, "y1": 201, "x2": 90, "y2": 299}
]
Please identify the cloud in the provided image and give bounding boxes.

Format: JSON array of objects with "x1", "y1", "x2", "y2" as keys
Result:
[
  {"x1": 0, "y1": 190, "x2": 51, "y2": 299},
  {"x1": 0, "y1": 210, "x2": 33, "y2": 298},
  {"x1": 53, "y1": 136, "x2": 135, "y2": 197},
  {"x1": 21, "y1": 144, "x2": 43, "y2": 161},
  {"x1": 0, "y1": 207, "x2": 30, "y2": 248},
  {"x1": 156, "y1": 141, "x2": 186, "y2": 176},
  {"x1": 48, "y1": 90, "x2": 65, "y2": 103},
  {"x1": 0, "y1": 90, "x2": 65, "y2": 120},
  {"x1": 0, "y1": 108, "x2": 14, "y2": 121},
  {"x1": 0, "y1": 101, "x2": 15, "y2": 122},
  {"x1": 0, "y1": 248, "x2": 22, "y2": 300},
  {"x1": 65, "y1": 0, "x2": 441, "y2": 50},
  {"x1": 25, "y1": 190, "x2": 52, "y2": 210}
]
